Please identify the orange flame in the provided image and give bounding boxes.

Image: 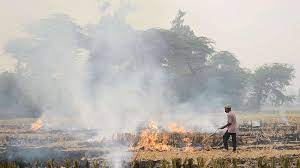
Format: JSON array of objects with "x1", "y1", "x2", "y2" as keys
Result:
[
  {"x1": 134, "y1": 122, "x2": 197, "y2": 151},
  {"x1": 148, "y1": 121, "x2": 159, "y2": 130},
  {"x1": 168, "y1": 123, "x2": 187, "y2": 133},
  {"x1": 135, "y1": 121, "x2": 171, "y2": 151},
  {"x1": 183, "y1": 137, "x2": 193, "y2": 151},
  {"x1": 31, "y1": 119, "x2": 43, "y2": 131}
]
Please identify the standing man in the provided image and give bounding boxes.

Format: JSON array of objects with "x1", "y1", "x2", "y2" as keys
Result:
[{"x1": 219, "y1": 105, "x2": 237, "y2": 152}]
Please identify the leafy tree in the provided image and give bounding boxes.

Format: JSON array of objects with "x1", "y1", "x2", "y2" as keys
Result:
[
  {"x1": 210, "y1": 51, "x2": 239, "y2": 67},
  {"x1": 170, "y1": 10, "x2": 214, "y2": 75},
  {"x1": 208, "y1": 51, "x2": 250, "y2": 108},
  {"x1": 249, "y1": 63, "x2": 295, "y2": 110},
  {"x1": 143, "y1": 10, "x2": 215, "y2": 102},
  {"x1": 171, "y1": 10, "x2": 194, "y2": 38}
]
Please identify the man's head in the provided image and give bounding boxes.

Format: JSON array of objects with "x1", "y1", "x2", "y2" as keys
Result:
[{"x1": 224, "y1": 105, "x2": 231, "y2": 113}]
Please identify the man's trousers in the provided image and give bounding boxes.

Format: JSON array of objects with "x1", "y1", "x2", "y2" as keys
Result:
[{"x1": 223, "y1": 130, "x2": 237, "y2": 151}]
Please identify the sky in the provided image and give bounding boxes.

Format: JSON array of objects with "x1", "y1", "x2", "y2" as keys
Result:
[{"x1": 0, "y1": 0, "x2": 299, "y2": 89}]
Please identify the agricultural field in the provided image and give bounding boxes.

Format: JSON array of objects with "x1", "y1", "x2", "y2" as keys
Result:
[{"x1": 0, "y1": 111, "x2": 300, "y2": 167}]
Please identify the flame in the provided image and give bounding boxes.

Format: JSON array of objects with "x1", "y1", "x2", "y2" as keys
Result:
[
  {"x1": 134, "y1": 122, "x2": 198, "y2": 151},
  {"x1": 148, "y1": 120, "x2": 159, "y2": 130},
  {"x1": 183, "y1": 137, "x2": 193, "y2": 151},
  {"x1": 31, "y1": 119, "x2": 43, "y2": 131},
  {"x1": 168, "y1": 123, "x2": 187, "y2": 133},
  {"x1": 135, "y1": 121, "x2": 171, "y2": 151}
]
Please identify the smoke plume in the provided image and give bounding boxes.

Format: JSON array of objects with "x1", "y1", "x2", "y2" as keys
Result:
[{"x1": 5, "y1": 1, "x2": 224, "y2": 136}]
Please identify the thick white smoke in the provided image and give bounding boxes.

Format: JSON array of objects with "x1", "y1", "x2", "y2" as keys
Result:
[
  {"x1": 5, "y1": 14, "x2": 92, "y2": 129},
  {"x1": 5, "y1": 1, "x2": 225, "y2": 136},
  {"x1": 4, "y1": 2, "x2": 228, "y2": 167}
]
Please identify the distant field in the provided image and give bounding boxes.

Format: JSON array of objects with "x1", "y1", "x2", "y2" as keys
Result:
[{"x1": 238, "y1": 110, "x2": 300, "y2": 123}]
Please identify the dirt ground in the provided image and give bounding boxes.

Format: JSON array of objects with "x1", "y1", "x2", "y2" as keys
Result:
[
  {"x1": 134, "y1": 146, "x2": 300, "y2": 161},
  {"x1": 0, "y1": 111, "x2": 299, "y2": 167}
]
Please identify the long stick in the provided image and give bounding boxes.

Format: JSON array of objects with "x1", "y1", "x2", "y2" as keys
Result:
[{"x1": 201, "y1": 129, "x2": 219, "y2": 143}]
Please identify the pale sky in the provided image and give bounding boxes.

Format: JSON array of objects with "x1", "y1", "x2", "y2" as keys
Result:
[{"x1": 0, "y1": 0, "x2": 299, "y2": 88}]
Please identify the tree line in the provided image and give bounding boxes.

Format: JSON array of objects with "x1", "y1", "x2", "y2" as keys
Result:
[{"x1": 0, "y1": 10, "x2": 295, "y2": 118}]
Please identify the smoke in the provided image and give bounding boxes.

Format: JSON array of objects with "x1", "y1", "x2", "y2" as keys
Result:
[
  {"x1": 4, "y1": 0, "x2": 226, "y2": 134},
  {"x1": 5, "y1": 14, "x2": 92, "y2": 129},
  {"x1": 1, "y1": 1, "x2": 231, "y2": 166},
  {"x1": 104, "y1": 146, "x2": 132, "y2": 168}
]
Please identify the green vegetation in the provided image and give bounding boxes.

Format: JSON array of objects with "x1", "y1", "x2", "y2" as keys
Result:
[
  {"x1": 172, "y1": 158, "x2": 182, "y2": 168},
  {"x1": 257, "y1": 157, "x2": 268, "y2": 168},
  {"x1": 280, "y1": 157, "x2": 290, "y2": 168},
  {"x1": 249, "y1": 63, "x2": 295, "y2": 110},
  {"x1": 296, "y1": 158, "x2": 300, "y2": 168},
  {"x1": 271, "y1": 157, "x2": 276, "y2": 168},
  {"x1": 232, "y1": 158, "x2": 238, "y2": 168},
  {"x1": 196, "y1": 157, "x2": 205, "y2": 168},
  {"x1": 0, "y1": 156, "x2": 300, "y2": 168}
]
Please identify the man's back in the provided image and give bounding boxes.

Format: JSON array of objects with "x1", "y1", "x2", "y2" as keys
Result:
[{"x1": 227, "y1": 111, "x2": 237, "y2": 133}]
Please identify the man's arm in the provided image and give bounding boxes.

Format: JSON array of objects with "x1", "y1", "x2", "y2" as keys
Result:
[{"x1": 219, "y1": 122, "x2": 232, "y2": 129}]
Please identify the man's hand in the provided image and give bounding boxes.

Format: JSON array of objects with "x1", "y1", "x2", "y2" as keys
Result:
[{"x1": 219, "y1": 123, "x2": 232, "y2": 130}]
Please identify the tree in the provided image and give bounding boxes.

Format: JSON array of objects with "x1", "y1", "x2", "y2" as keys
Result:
[
  {"x1": 210, "y1": 51, "x2": 239, "y2": 67},
  {"x1": 171, "y1": 10, "x2": 194, "y2": 38},
  {"x1": 146, "y1": 10, "x2": 215, "y2": 102},
  {"x1": 207, "y1": 51, "x2": 250, "y2": 108},
  {"x1": 170, "y1": 10, "x2": 214, "y2": 75},
  {"x1": 249, "y1": 63, "x2": 295, "y2": 110},
  {"x1": 141, "y1": 27, "x2": 214, "y2": 102}
]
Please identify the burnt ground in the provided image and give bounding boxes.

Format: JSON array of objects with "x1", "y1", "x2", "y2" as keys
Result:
[{"x1": 0, "y1": 112, "x2": 299, "y2": 167}]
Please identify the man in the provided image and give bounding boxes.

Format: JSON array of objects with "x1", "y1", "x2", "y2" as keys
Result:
[{"x1": 219, "y1": 105, "x2": 237, "y2": 152}]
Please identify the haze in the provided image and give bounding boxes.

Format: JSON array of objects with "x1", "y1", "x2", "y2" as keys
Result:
[{"x1": 0, "y1": 0, "x2": 299, "y2": 88}]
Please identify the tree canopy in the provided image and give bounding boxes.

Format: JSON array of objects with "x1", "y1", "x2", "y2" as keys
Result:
[
  {"x1": 249, "y1": 63, "x2": 295, "y2": 110},
  {"x1": 1, "y1": 10, "x2": 296, "y2": 118}
]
